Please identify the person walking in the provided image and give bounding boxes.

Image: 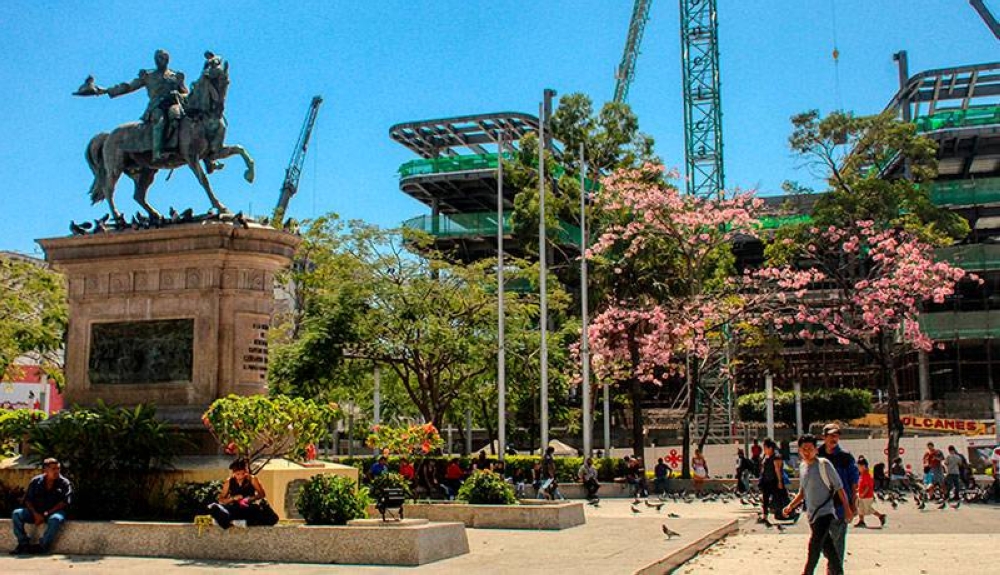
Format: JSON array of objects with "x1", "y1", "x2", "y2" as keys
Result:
[
  {"x1": 854, "y1": 457, "x2": 886, "y2": 528},
  {"x1": 943, "y1": 445, "x2": 963, "y2": 500},
  {"x1": 784, "y1": 435, "x2": 854, "y2": 575},
  {"x1": 578, "y1": 457, "x2": 601, "y2": 501},
  {"x1": 816, "y1": 424, "x2": 858, "y2": 573},
  {"x1": 691, "y1": 449, "x2": 709, "y2": 495},
  {"x1": 923, "y1": 442, "x2": 946, "y2": 499},
  {"x1": 758, "y1": 439, "x2": 787, "y2": 521},
  {"x1": 736, "y1": 449, "x2": 756, "y2": 495},
  {"x1": 538, "y1": 446, "x2": 564, "y2": 500}
]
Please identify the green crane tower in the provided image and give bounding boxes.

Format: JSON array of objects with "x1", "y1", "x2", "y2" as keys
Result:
[{"x1": 680, "y1": 0, "x2": 724, "y2": 197}]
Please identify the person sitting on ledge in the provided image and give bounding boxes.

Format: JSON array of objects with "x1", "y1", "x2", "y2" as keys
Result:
[
  {"x1": 207, "y1": 459, "x2": 278, "y2": 528},
  {"x1": 10, "y1": 458, "x2": 72, "y2": 555}
]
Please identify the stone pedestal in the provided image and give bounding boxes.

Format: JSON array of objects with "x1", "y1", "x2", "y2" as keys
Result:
[{"x1": 37, "y1": 223, "x2": 299, "y2": 423}]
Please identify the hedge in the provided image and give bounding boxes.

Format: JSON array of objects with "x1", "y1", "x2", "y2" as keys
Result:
[
  {"x1": 333, "y1": 455, "x2": 626, "y2": 484},
  {"x1": 737, "y1": 387, "x2": 872, "y2": 429}
]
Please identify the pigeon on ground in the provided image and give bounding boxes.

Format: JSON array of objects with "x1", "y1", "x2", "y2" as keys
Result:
[{"x1": 662, "y1": 524, "x2": 681, "y2": 539}]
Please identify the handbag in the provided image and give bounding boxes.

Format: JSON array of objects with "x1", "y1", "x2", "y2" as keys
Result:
[{"x1": 251, "y1": 498, "x2": 279, "y2": 526}]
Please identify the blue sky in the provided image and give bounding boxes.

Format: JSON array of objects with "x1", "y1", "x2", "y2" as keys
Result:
[{"x1": 2, "y1": 1, "x2": 997, "y2": 255}]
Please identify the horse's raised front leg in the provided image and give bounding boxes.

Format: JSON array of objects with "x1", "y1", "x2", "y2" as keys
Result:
[
  {"x1": 188, "y1": 158, "x2": 229, "y2": 214},
  {"x1": 132, "y1": 169, "x2": 163, "y2": 221},
  {"x1": 211, "y1": 144, "x2": 255, "y2": 183}
]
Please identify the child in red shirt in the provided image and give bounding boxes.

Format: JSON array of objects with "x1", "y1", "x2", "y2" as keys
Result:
[{"x1": 855, "y1": 457, "x2": 887, "y2": 528}]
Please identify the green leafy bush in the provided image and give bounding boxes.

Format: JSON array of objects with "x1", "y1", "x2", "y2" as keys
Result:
[
  {"x1": 171, "y1": 480, "x2": 224, "y2": 521},
  {"x1": 0, "y1": 409, "x2": 46, "y2": 457},
  {"x1": 0, "y1": 480, "x2": 26, "y2": 517},
  {"x1": 457, "y1": 470, "x2": 516, "y2": 505},
  {"x1": 26, "y1": 402, "x2": 183, "y2": 520},
  {"x1": 296, "y1": 474, "x2": 370, "y2": 525},
  {"x1": 737, "y1": 387, "x2": 873, "y2": 428},
  {"x1": 369, "y1": 471, "x2": 412, "y2": 501}
]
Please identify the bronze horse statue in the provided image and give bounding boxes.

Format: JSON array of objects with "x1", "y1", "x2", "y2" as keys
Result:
[{"x1": 86, "y1": 54, "x2": 254, "y2": 223}]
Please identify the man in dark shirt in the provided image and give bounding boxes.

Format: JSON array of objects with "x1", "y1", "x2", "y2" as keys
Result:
[
  {"x1": 653, "y1": 458, "x2": 670, "y2": 495},
  {"x1": 816, "y1": 424, "x2": 858, "y2": 575},
  {"x1": 10, "y1": 458, "x2": 73, "y2": 555}
]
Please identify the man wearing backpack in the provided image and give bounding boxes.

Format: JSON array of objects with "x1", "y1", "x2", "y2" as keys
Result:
[
  {"x1": 816, "y1": 424, "x2": 858, "y2": 574},
  {"x1": 784, "y1": 435, "x2": 854, "y2": 575}
]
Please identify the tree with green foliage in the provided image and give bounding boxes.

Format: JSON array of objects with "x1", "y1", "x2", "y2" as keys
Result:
[
  {"x1": 0, "y1": 253, "x2": 67, "y2": 385},
  {"x1": 761, "y1": 110, "x2": 972, "y2": 462},
  {"x1": 202, "y1": 394, "x2": 339, "y2": 472},
  {"x1": 268, "y1": 215, "x2": 367, "y2": 400},
  {"x1": 788, "y1": 109, "x2": 968, "y2": 243}
]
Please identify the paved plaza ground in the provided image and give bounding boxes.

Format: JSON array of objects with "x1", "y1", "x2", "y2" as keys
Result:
[
  {"x1": 0, "y1": 498, "x2": 996, "y2": 574},
  {"x1": 680, "y1": 502, "x2": 1000, "y2": 575}
]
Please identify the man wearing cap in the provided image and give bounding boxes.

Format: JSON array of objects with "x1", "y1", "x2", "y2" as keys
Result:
[
  {"x1": 9, "y1": 458, "x2": 73, "y2": 555},
  {"x1": 816, "y1": 424, "x2": 858, "y2": 574}
]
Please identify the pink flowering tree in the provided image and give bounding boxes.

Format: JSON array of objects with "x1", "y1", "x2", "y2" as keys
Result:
[
  {"x1": 749, "y1": 221, "x2": 971, "y2": 461},
  {"x1": 587, "y1": 163, "x2": 786, "y2": 470}
]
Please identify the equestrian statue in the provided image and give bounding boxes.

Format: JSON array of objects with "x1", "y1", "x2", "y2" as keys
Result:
[{"x1": 76, "y1": 49, "x2": 255, "y2": 225}]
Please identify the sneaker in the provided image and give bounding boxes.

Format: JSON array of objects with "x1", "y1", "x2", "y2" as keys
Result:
[
  {"x1": 232, "y1": 520, "x2": 247, "y2": 528},
  {"x1": 879, "y1": 515, "x2": 887, "y2": 527},
  {"x1": 9, "y1": 543, "x2": 29, "y2": 556},
  {"x1": 854, "y1": 522, "x2": 867, "y2": 528}
]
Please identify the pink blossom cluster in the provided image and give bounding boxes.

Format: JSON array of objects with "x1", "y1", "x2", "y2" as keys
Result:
[
  {"x1": 588, "y1": 164, "x2": 763, "y2": 263},
  {"x1": 746, "y1": 221, "x2": 971, "y2": 352}
]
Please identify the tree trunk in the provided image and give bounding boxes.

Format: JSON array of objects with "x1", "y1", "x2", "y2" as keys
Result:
[
  {"x1": 628, "y1": 331, "x2": 644, "y2": 458},
  {"x1": 629, "y1": 376, "x2": 644, "y2": 458},
  {"x1": 882, "y1": 336, "x2": 904, "y2": 465},
  {"x1": 885, "y1": 361, "x2": 903, "y2": 465},
  {"x1": 681, "y1": 356, "x2": 699, "y2": 479}
]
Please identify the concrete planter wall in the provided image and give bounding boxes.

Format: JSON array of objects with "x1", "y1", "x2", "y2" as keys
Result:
[
  {"x1": 386, "y1": 500, "x2": 586, "y2": 530},
  {"x1": 0, "y1": 518, "x2": 468, "y2": 566}
]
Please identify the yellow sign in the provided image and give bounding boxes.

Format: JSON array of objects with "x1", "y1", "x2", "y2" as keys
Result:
[{"x1": 850, "y1": 413, "x2": 995, "y2": 436}]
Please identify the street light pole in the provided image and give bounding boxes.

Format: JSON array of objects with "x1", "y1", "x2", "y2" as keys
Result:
[
  {"x1": 497, "y1": 129, "x2": 507, "y2": 461},
  {"x1": 580, "y1": 143, "x2": 592, "y2": 458},
  {"x1": 539, "y1": 98, "x2": 549, "y2": 452}
]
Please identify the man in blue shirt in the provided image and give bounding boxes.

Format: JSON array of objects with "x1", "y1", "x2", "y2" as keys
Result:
[
  {"x1": 816, "y1": 424, "x2": 859, "y2": 574},
  {"x1": 10, "y1": 458, "x2": 73, "y2": 555},
  {"x1": 368, "y1": 456, "x2": 389, "y2": 480}
]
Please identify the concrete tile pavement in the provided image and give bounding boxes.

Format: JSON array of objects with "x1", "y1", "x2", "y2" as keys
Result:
[
  {"x1": 680, "y1": 503, "x2": 1000, "y2": 575},
  {"x1": 0, "y1": 499, "x2": 754, "y2": 575}
]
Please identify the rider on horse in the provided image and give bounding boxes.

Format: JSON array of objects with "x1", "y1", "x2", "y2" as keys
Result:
[{"x1": 99, "y1": 49, "x2": 187, "y2": 163}]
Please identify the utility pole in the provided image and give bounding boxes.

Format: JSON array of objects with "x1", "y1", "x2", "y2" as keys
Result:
[
  {"x1": 580, "y1": 143, "x2": 592, "y2": 457},
  {"x1": 765, "y1": 373, "x2": 775, "y2": 440},
  {"x1": 497, "y1": 129, "x2": 507, "y2": 461},
  {"x1": 539, "y1": 88, "x2": 556, "y2": 452}
]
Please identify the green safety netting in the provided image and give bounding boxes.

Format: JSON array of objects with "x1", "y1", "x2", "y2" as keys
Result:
[
  {"x1": 398, "y1": 152, "x2": 601, "y2": 192},
  {"x1": 936, "y1": 244, "x2": 1000, "y2": 271},
  {"x1": 401, "y1": 211, "x2": 583, "y2": 246},
  {"x1": 925, "y1": 177, "x2": 1000, "y2": 206},
  {"x1": 914, "y1": 105, "x2": 1000, "y2": 133},
  {"x1": 919, "y1": 310, "x2": 1000, "y2": 339}
]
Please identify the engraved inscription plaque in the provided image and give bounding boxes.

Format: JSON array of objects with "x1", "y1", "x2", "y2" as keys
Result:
[
  {"x1": 235, "y1": 313, "x2": 269, "y2": 387},
  {"x1": 88, "y1": 319, "x2": 194, "y2": 384}
]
